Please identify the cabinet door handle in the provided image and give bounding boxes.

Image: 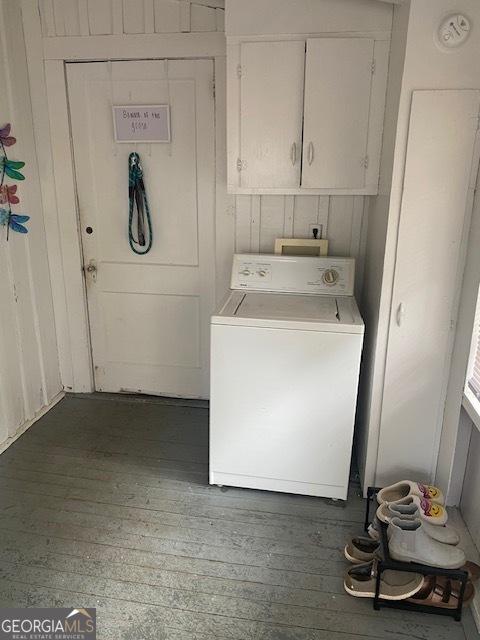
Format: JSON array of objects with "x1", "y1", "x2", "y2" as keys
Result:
[
  {"x1": 308, "y1": 141, "x2": 314, "y2": 165},
  {"x1": 290, "y1": 142, "x2": 297, "y2": 166},
  {"x1": 396, "y1": 303, "x2": 405, "y2": 327}
]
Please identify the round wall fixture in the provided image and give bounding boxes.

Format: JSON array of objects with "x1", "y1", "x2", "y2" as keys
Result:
[{"x1": 437, "y1": 13, "x2": 471, "y2": 49}]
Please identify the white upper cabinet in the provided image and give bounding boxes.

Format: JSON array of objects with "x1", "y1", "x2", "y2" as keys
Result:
[
  {"x1": 227, "y1": 36, "x2": 389, "y2": 195},
  {"x1": 239, "y1": 41, "x2": 305, "y2": 189},
  {"x1": 301, "y1": 38, "x2": 373, "y2": 190}
]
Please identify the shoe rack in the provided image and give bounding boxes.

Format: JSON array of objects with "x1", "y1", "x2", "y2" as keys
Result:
[{"x1": 365, "y1": 487, "x2": 469, "y2": 621}]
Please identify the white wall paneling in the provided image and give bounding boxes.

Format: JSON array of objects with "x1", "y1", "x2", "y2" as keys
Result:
[
  {"x1": 21, "y1": 0, "x2": 370, "y2": 395},
  {"x1": 38, "y1": 0, "x2": 225, "y2": 36},
  {"x1": 234, "y1": 194, "x2": 368, "y2": 294},
  {"x1": 225, "y1": 0, "x2": 392, "y2": 36},
  {"x1": 0, "y1": 0, "x2": 62, "y2": 452}
]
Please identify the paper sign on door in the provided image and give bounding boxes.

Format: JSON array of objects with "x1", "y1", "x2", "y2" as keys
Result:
[{"x1": 113, "y1": 105, "x2": 171, "y2": 143}]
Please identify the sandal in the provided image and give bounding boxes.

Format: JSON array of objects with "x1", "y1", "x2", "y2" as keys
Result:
[
  {"x1": 463, "y1": 561, "x2": 480, "y2": 583},
  {"x1": 407, "y1": 575, "x2": 474, "y2": 609}
]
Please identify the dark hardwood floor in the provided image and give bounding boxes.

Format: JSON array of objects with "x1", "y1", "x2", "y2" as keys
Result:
[{"x1": 0, "y1": 394, "x2": 476, "y2": 639}]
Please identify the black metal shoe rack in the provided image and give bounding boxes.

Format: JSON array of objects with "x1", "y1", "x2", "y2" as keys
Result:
[{"x1": 364, "y1": 486, "x2": 469, "y2": 621}]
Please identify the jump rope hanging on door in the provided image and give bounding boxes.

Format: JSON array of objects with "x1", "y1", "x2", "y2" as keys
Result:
[{"x1": 128, "y1": 152, "x2": 153, "y2": 254}]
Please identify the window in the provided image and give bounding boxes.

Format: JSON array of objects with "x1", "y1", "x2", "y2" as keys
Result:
[{"x1": 464, "y1": 285, "x2": 480, "y2": 428}]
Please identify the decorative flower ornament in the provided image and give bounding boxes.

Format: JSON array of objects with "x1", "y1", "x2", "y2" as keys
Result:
[
  {"x1": 0, "y1": 184, "x2": 19, "y2": 204},
  {"x1": 2, "y1": 158, "x2": 25, "y2": 181},
  {"x1": 0, "y1": 208, "x2": 29, "y2": 233},
  {"x1": 0, "y1": 123, "x2": 29, "y2": 238},
  {"x1": 0, "y1": 123, "x2": 16, "y2": 147}
]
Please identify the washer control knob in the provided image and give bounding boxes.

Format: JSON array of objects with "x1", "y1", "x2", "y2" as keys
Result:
[
  {"x1": 241, "y1": 269, "x2": 251, "y2": 276},
  {"x1": 258, "y1": 269, "x2": 267, "y2": 277},
  {"x1": 323, "y1": 269, "x2": 339, "y2": 286}
]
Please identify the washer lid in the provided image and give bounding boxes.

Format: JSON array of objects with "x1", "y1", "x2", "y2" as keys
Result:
[
  {"x1": 212, "y1": 291, "x2": 364, "y2": 334},
  {"x1": 236, "y1": 292, "x2": 339, "y2": 323}
]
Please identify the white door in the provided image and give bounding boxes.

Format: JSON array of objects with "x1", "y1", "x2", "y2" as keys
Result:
[
  {"x1": 239, "y1": 41, "x2": 304, "y2": 189},
  {"x1": 67, "y1": 60, "x2": 215, "y2": 398},
  {"x1": 377, "y1": 90, "x2": 480, "y2": 484},
  {"x1": 301, "y1": 38, "x2": 373, "y2": 189}
]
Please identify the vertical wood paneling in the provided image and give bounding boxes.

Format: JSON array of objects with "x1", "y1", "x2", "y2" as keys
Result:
[
  {"x1": 234, "y1": 195, "x2": 252, "y2": 252},
  {"x1": 144, "y1": 0, "x2": 155, "y2": 33},
  {"x1": 154, "y1": 0, "x2": 181, "y2": 33},
  {"x1": 78, "y1": 0, "x2": 90, "y2": 36},
  {"x1": 283, "y1": 196, "x2": 294, "y2": 237},
  {"x1": 258, "y1": 195, "x2": 285, "y2": 252},
  {"x1": 317, "y1": 196, "x2": 329, "y2": 238},
  {"x1": 326, "y1": 196, "x2": 355, "y2": 255},
  {"x1": 234, "y1": 195, "x2": 366, "y2": 265},
  {"x1": 191, "y1": 3, "x2": 216, "y2": 31},
  {"x1": 215, "y1": 7, "x2": 225, "y2": 32},
  {"x1": 123, "y1": 0, "x2": 145, "y2": 33},
  {"x1": 87, "y1": 0, "x2": 114, "y2": 35},
  {"x1": 39, "y1": 0, "x2": 55, "y2": 36},
  {"x1": 112, "y1": 0, "x2": 123, "y2": 34},
  {"x1": 179, "y1": 0, "x2": 191, "y2": 32},
  {"x1": 0, "y1": 1, "x2": 62, "y2": 449},
  {"x1": 214, "y1": 56, "x2": 235, "y2": 302},
  {"x1": 250, "y1": 196, "x2": 261, "y2": 252},
  {"x1": 53, "y1": 0, "x2": 82, "y2": 36},
  {"x1": 292, "y1": 195, "x2": 321, "y2": 238}
]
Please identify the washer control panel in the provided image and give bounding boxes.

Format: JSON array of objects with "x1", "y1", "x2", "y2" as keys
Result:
[{"x1": 231, "y1": 254, "x2": 355, "y2": 295}]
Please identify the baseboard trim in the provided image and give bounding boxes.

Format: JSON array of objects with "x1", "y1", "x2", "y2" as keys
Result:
[{"x1": 0, "y1": 391, "x2": 65, "y2": 455}]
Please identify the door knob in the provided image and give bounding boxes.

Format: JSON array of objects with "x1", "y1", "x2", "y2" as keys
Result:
[{"x1": 85, "y1": 260, "x2": 97, "y2": 282}]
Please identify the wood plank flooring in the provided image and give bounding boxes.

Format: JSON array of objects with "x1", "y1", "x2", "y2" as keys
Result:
[{"x1": 0, "y1": 394, "x2": 476, "y2": 639}]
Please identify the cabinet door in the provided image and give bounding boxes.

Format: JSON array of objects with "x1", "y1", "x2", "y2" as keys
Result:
[
  {"x1": 376, "y1": 90, "x2": 480, "y2": 485},
  {"x1": 301, "y1": 38, "x2": 373, "y2": 189},
  {"x1": 239, "y1": 40, "x2": 304, "y2": 189}
]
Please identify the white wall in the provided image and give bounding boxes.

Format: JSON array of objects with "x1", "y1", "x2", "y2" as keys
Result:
[
  {"x1": 225, "y1": 0, "x2": 392, "y2": 36},
  {"x1": 0, "y1": 0, "x2": 62, "y2": 452},
  {"x1": 356, "y1": 1, "x2": 410, "y2": 487},
  {"x1": 357, "y1": 0, "x2": 480, "y2": 492},
  {"x1": 21, "y1": 0, "x2": 383, "y2": 393}
]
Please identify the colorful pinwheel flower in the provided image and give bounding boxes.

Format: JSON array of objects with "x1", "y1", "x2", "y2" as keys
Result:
[{"x1": 0, "y1": 184, "x2": 19, "y2": 205}]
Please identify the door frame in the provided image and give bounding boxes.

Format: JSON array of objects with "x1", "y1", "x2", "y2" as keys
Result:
[{"x1": 22, "y1": 1, "x2": 230, "y2": 392}]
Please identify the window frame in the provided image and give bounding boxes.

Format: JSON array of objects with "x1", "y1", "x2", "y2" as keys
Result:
[{"x1": 463, "y1": 284, "x2": 480, "y2": 432}]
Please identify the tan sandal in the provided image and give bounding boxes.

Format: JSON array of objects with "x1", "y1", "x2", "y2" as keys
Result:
[
  {"x1": 463, "y1": 561, "x2": 480, "y2": 583},
  {"x1": 407, "y1": 575, "x2": 475, "y2": 609}
]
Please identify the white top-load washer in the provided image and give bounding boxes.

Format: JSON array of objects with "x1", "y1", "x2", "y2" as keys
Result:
[{"x1": 209, "y1": 254, "x2": 364, "y2": 500}]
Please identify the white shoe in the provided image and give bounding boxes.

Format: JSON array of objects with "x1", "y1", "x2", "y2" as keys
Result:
[
  {"x1": 376, "y1": 494, "x2": 447, "y2": 525},
  {"x1": 388, "y1": 518, "x2": 465, "y2": 569},
  {"x1": 377, "y1": 481, "x2": 444, "y2": 505}
]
